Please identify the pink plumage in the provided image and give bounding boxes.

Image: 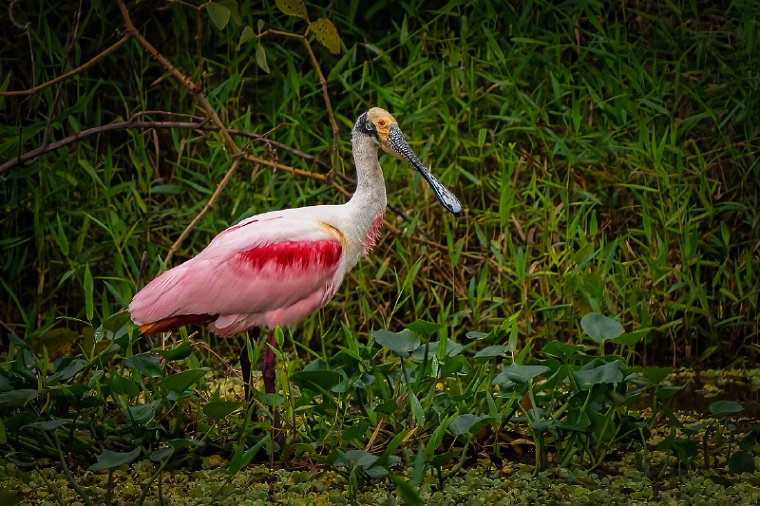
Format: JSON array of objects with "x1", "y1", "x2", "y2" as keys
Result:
[
  {"x1": 128, "y1": 107, "x2": 461, "y2": 396},
  {"x1": 129, "y1": 211, "x2": 347, "y2": 337}
]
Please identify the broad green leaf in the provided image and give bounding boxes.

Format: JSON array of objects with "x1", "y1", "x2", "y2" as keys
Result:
[
  {"x1": 275, "y1": 0, "x2": 308, "y2": 19},
  {"x1": 405, "y1": 319, "x2": 439, "y2": 338},
  {"x1": 221, "y1": 0, "x2": 241, "y2": 25},
  {"x1": 89, "y1": 447, "x2": 141, "y2": 471},
  {"x1": 375, "y1": 399, "x2": 397, "y2": 414},
  {"x1": 474, "y1": 345, "x2": 509, "y2": 358},
  {"x1": 128, "y1": 403, "x2": 157, "y2": 426},
  {"x1": 203, "y1": 400, "x2": 242, "y2": 421},
  {"x1": 728, "y1": 451, "x2": 755, "y2": 474},
  {"x1": 207, "y1": 2, "x2": 231, "y2": 30},
  {"x1": 110, "y1": 373, "x2": 140, "y2": 396},
  {"x1": 0, "y1": 389, "x2": 38, "y2": 407},
  {"x1": 161, "y1": 368, "x2": 208, "y2": 394},
  {"x1": 124, "y1": 353, "x2": 164, "y2": 378},
  {"x1": 342, "y1": 420, "x2": 369, "y2": 442},
  {"x1": 709, "y1": 400, "x2": 743, "y2": 416},
  {"x1": 309, "y1": 18, "x2": 340, "y2": 54},
  {"x1": 580, "y1": 313, "x2": 624, "y2": 342},
  {"x1": 573, "y1": 361, "x2": 625, "y2": 389},
  {"x1": 290, "y1": 370, "x2": 342, "y2": 391},
  {"x1": 167, "y1": 437, "x2": 205, "y2": 450},
  {"x1": 410, "y1": 339, "x2": 462, "y2": 361},
  {"x1": 337, "y1": 449, "x2": 378, "y2": 468},
  {"x1": 103, "y1": 311, "x2": 132, "y2": 332},
  {"x1": 155, "y1": 341, "x2": 192, "y2": 362},
  {"x1": 366, "y1": 465, "x2": 389, "y2": 479},
  {"x1": 353, "y1": 372, "x2": 375, "y2": 389},
  {"x1": 492, "y1": 364, "x2": 550, "y2": 385},
  {"x1": 641, "y1": 366, "x2": 671, "y2": 384},
  {"x1": 448, "y1": 414, "x2": 491, "y2": 437},
  {"x1": 255, "y1": 43, "x2": 270, "y2": 74},
  {"x1": 372, "y1": 328, "x2": 420, "y2": 356},
  {"x1": 613, "y1": 329, "x2": 648, "y2": 346},
  {"x1": 239, "y1": 25, "x2": 256, "y2": 47},
  {"x1": 24, "y1": 419, "x2": 70, "y2": 431},
  {"x1": 542, "y1": 340, "x2": 581, "y2": 361},
  {"x1": 149, "y1": 448, "x2": 174, "y2": 463},
  {"x1": 45, "y1": 358, "x2": 87, "y2": 386}
]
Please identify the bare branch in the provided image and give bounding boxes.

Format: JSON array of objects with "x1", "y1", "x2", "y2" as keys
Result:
[
  {"x1": 0, "y1": 34, "x2": 132, "y2": 97},
  {"x1": 0, "y1": 118, "x2": 328, "y2": 174}
]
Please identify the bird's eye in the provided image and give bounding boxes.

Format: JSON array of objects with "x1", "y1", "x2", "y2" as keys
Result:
[{"x1": 378, "y1": 119, "x2": 386, "y2": 126}]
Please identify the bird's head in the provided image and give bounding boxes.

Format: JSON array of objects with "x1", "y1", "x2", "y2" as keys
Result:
[{"x1": 355, "y1": 107, "x2": 462, "y2": 214}]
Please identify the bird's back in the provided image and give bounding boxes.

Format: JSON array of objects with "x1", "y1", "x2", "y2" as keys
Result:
[{"x1": 129, "y1": 206, "x2": 350, "y2": 336}]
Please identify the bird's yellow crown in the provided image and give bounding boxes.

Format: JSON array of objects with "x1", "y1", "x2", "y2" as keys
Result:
[{"x1": 365, "y1": 107, "x2": 397, "y2": 144}]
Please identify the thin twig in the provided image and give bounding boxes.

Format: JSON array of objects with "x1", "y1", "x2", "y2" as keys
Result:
[
  {"x1": 242, "y1": 152, "x2": 327, "y2": 181},
  {"x1": 0, "y1": 118, "x2": 328, "y2": 174},
  {"x1": 0, "y1": 34, "x2": 132, "y2": 97}
]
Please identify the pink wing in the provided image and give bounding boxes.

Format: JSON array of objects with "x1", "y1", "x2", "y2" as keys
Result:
[{"x1": 129, "y1": 211, "x2": 345, "y2": 336}]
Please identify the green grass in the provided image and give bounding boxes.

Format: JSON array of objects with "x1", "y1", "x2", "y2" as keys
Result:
[{"x1": 1, "y1": 0, "x2": 759, "y2": 503}]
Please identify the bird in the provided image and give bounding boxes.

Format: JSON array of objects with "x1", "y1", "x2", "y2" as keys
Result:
[{"x1": 129, "y1": 107, "x2": 462, "y2": 398}]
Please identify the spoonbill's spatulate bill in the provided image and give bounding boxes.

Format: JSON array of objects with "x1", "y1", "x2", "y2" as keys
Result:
[{"x1": 129, "y1": 107, "x2": 461, "y2": 395}]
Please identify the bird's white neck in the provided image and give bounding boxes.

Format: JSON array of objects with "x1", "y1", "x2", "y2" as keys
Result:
[
  {"x1": 350, "y1": 129, "x2": 387, "y2": 206},
  {"x1": 343, "y1": 128, "x2": 387, "y2": 257}
]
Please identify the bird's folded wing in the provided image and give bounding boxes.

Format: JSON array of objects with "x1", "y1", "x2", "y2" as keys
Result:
[{"x1": 129, "y1": 214, "x2": 345, "y2": 324}]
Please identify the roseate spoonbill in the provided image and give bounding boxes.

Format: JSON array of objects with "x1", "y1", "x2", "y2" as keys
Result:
[{"x1": 129, "y1": 107, "x2": 461, "y2": 397}]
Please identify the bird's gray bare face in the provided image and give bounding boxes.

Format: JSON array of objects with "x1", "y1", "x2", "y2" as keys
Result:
[
  {"x1": 385, "y1": 123, "x2": 462, "y2": 215},
  {"x1": 356, "y1": 107, "x2": 462, "y2": 215}
]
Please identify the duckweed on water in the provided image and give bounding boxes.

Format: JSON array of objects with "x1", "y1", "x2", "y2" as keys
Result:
[{"x1": 2, "y1": 454, "x2": 759, "y2": 505}]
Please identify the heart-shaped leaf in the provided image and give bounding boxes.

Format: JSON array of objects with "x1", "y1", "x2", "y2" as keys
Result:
[
  {"x1": 207, "y1": 2, "x2": 231, "y2": 31},
  {"x1": 203, "y1": 400, "x2": 242, "y2": 421},
  {"x1": 161, "y1": 368, "x2": 208, "y2": 394},
  {"x1": 573, "y1": 360, "x2": 625, "y2": 389},
  {"x1": 492, "y1": 364, "x2": 550, "y2": 385},
  {"x1": 275, "y1": 0, "x2": 308, "y2": 19},
  {"x1": 89, "y1": 447, "x2": 141, "y2": 471},
  {"x1": 372, "y1": 329, "x2": 420, "y2": 356},
  {"x1": 709, "y1": 400, "x2": 743, "y2": 417},
  {"x1": 124, "y1": 353, "x2": 164, "y2": 378},
  {"x1": 580, "y1": 313, "x2": 624, "y2": 342},
  {"x1": 474, "y1": 345, "x2": 509, "y2": 359},
  {"x1": 448, "y1": 414, "x2": 492, "y2": 437},
  {"x1": 290, "y1": 370, "x2": 342, "y2": 391}
]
